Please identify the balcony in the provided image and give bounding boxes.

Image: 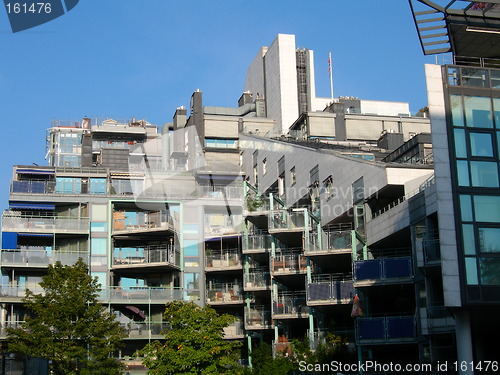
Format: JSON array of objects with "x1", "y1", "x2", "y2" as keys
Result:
[
  {"x1": 304, "y1": 228, "x2": 353, "y2": 256},
  {"x1": 112, "y1": 211, "x2": 176, "y2": 235},
  {"x1": 2, "y1": 212, "x2": 89, "y2": 234},
  {"x1": 307, "y1": 275, "x2": 354, "y2": 306},
  {"x1": 0, "y1": 283, "x2": 45, "y2": 300},
  {"x1": 197, "y1": 184, "x2": 244, "y2": 200},
  {"x1": 11, "y1": 180, "x2": 55, "y2": 195},
  {"x1": 423, "y1": 239, "x2": 441, "y2": 265},
  {"x1": 244, "y1": 269, "x2": 270, "y2": 291},
  {"x1": 205, "y1": 250, "x2": 242, "y2": 272},
  {"x1": 99, "y1": 286, "x2": 183, "y2": 304},
  {"x1": 268, "y1": 210, "x2": 311, "y2": 233},
  {"x1": 356, "y1": 315, "x2": 417, "y2": 344},
  {"x1": 223, "y1": 319, "x2": 245, "y2": 339},
  {"x1": 112, "y1": 245, "x2": 180, "y2": 269},
  {"x1": 121, "y1": 321, "x2": 168, "y2": 340},
  {"x1": 273, "y1": 291, "x2": 308, "y2": 319},
  {"x1": 353, "y1": 257, "x2": 413, "y2": 286},
  {"x1": 206, "y1": 283, "x2": 244, "y2": 305},
  {"x1": 271, "y1": 251, "x2": 307, "y2": 276},
  {"x1": 244, "y1": 306, "x2": 273, "y2": 330},
  {"x1": 1, "y1": 249, "x2": 88, "y2": 268},
  {"x1": 426, "y1": 306, "x2": 455, "y2": 333},
  {"x1": 243, "y1": 234, "x2": 272, "y2": 254},
  {"x1": 245, "y1": 193, "x2": 271, "y2": 214}
]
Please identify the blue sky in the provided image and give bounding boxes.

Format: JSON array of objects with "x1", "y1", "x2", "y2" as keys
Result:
[{"x1": 0, "y1": 0, "x2": 438, "y2": 208}]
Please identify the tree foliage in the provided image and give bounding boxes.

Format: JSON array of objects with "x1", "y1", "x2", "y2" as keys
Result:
[
  {"x1": 136, "y1": 301, "x2": 242, "y2": 374},
  {"x1": 245, "y1": 342, "x2": 294, "y2": 375},
  {"x1": 7, "y1": 259, "x2": 125, "y2": 375}
]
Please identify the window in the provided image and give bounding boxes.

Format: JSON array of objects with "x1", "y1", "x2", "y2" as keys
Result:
[
  {"x1": 464, "y1": 96, "x2": 493, "y2": 128},
  {"x1": 262, "y1": 158, "x2": 267, "y2": 175},
  {"x1": 204, "y1": 138, "x2": 238, "y2": 149},
  {"x1": 323, "y1": 176, "x2": 334, "y2": 200},
  {"x1": 470, "y1": 132, "x2": 494, "y2": 157},
  {"x1": 478, "y1": 227, "x2": 500, "y2": 252},
  {"x1": 290, "y1": 167, "x2": 296, "y2": 186}
]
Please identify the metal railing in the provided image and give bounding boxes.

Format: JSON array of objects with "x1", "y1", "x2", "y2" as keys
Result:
[
  {"x1": 1, "y1": 250, "x2": 89, "y2": 267},
  {"x1": 273, "y1": 291, "x2": 308, "y2": 317},
  {"x1": 205, "y1": 249, "x2": 241, "y2": 270},
  {"x1": 305, "y1": 228, "x2": 353, "y2": 253},
  {"x1": 356, "y1": 315, "x2": 416, "y2": 343},
  {"x1": 2, "y1": 213, "x2": 89, "y2": 232},
  {"x1": 243, "y1": 233, "x2": 272, "y2": 253},
  {"x1": 269, "y1": 210, "x2": 310, "y2": 232},
  {"x1": 121, "y1": 322, "x2": 169, "y2": 339},
  {"x1": 244, "y1": 306, "x2": 273, "y2": 329},
  {"x1": 353, "y1": 256, "x2": 413, "y2": 282},
  {"x1": 197, "y1": 185, "x2": 244, "y2": 200},
  {"x1": 113, "y1": 245, "x2": 180, "y2": 268},
  {"x1": 223, "y1": 319, "x2": 244, "y2": 339},
  {"x1": 244, "y1": 269, "x2": 270, "y2": 290},
  {"x1": 307, "y1": 274, "x2": 354, "y2": 304},
  {"x1": 206, "y1": 283, "x2": 243, "y2": 303},
  {"x1": 271, "y1": 250, "x2": 307, "y2": 274}
]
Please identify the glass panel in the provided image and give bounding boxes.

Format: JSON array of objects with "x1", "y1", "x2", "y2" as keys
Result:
[
  {"x1": 454, "y1": 128, "x2": 467, "y2": 158},
  {"x1": 465, "y1": 257, "x2": 479, "y2": 285},
  {"x1": 184, "y1": 273, "x2": 199, "y2": 289},
  {"x1": 450, "y1": 95, "x2": 464, "y2": 127},
  {"x1": 479, "y1": 257, "x2": 500, "y2": 285},
  {"x1": 464, "y1": 96, "x2": 493, "y2": 128},
  {"x1": 183, "y1": 240, "x2": 199, "y2": 256},
  {"x1": 478, "y1": 227, "x2": 500, "y2": 252},
  {"x1": 460, "y1": 195, "x2": 473, "y2": 222},
  {"x1": 474, "y1": 196, "x2": 500, "y2": 222},
  {"x1": 461, "y1": 68, "x2": 489, "y2": 88},
  {"x1": 470, "y1": 132, "x2": 494, "y2": 157},
  {"x1": 493, "y1": 98, "x2": 500, "y2": 128},
  {"x1": 448, "y1": 67, "x2": 460, "y2": 86},
  {"x1": 90, "y1": 222, "x2": 107, "y2": 232},
  {"x1": 470, "y1": 161, "x2": 499, "y2": 187},
  {"x1": 457, "y1": 160, "x2": 470, "y2": 186},
  {"x1": 462, "y1": 224, "x2": 476, "y2": 255},
  {"x1": 90, "y1": 178, "x2": 107, "y2": 194},
  {"x1": 91, "y1": 238, "x2": 107, "y2": 255},
  {"x1": 491, "y1": 70, "x2": 500, "y2": 90},
  {"x1": 92, "y1": 272, "x2": 107, "y2": 288}
]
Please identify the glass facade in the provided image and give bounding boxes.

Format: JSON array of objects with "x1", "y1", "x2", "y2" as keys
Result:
[{"x1": 447, "y1": 66, "x2": 500, "y2": 291}]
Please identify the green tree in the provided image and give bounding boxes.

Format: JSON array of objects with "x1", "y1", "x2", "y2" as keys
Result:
[
  {"x1": 246, "y1": 342, "x2": 294, "y2": 375},
  {"x1": 7, "y1": 259, "x2": 125, "y2": 375},
  {"x1": 136, "y1": 301, "x2": 242, "y2": 374}
]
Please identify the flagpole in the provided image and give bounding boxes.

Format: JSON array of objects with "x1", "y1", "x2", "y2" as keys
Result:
[{"x1": 328, "y1": 51, "x2": 334, "y2": 101}]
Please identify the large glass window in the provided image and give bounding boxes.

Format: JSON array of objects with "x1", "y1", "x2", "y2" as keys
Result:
[
  {"x1": 479, "y1": 257, "x2": 500, "y2": 285},
  {"x1": 470, "y1": 162, "x2": 499, "y2": 187},
  {"x1": 56, "y1": 177, "x2": 81, "y2": 194},
  {"x1": 464, "y1": 96, "x2": 493, "y2": 128},
  {"x1": 90, "y1": 178, "x2": 107, "y2": 194},
  {"x1": 184, "y1": 240, "x2": 199, "y2": 256},
  {"x1": 478, "y1": 227, "x2": 500, "y2": 253},
  {"x1": 465, "y1": 258, "x2": 479, "y2": 285},
  {"x1": 474, "y1": 196, "x2": 500, "y2": 222},
  {"x1": 470, "y1": 132, "x2": 494, "y2": 157},
  {"x1": 91, "y1": 238, "x2": 107, "y2": 255},
  {"x1": 493, "y1": 98, "x2": 500, "y2": 127}
]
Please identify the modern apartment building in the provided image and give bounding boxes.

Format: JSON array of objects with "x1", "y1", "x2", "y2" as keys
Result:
[{"x1": 2, "y1": 21, "x2": 496, "y2": 373}]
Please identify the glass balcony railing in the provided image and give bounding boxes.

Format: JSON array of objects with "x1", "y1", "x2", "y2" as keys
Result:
[
  {"x1": 113, "y1": 246, "x2": 180, "y2": 268},
  {"x1": 245, "y1": 193, "x2": 271, "y2": 213},
  {"x1": 427, "y1": 306, "x2": 455, "y2": 331},
  {"x1": 121, "y1": 321, "x2": 169, "y2": 339},
  {"x1": 244, "y1": 306, "x2": 273, "y2": 330},
  {"x1": 205, "y1": 250, "x2": 242, "y2": 271},
  {"x1": 2, "y1": 213, "x2": 89, "y2": 233},
  {"x1": 305, "y1": 229, "x2": 352, "y2": 254},
  {"x1": 0, "y1": 284, "x2": 183, "y2": 303},
  {"x1": 271, "y1": 251, "x2": 307, "y2": 275},
  {"x1": 273, "y1": 291, "x2": 308, "y2": 318},
  {"x1": 356, "y1": 315, "x2": 416, "y2": 344},
  {"x1": 269, "y1": 210, "x2": 310, "y2": 232},
  {"x1": 112, "y1": 212, "x2": 176, "y2": 233},
  {"x1": 244, "y1": 269, "x2": 270, "y2": 291},
  {"x1": 353, "y1": 257, "x2": 413, "y2": 284},
  {"x1": 243, "y1": 234, "x2": 272, "y2": 254},
  {"x1": 1, "y1": 250, "x2": 89, "y2": 268},
  {"x1": 423, "y1": 239, "x2": 441, "y2": 264},
  {"x1": 223, "y1": 319, "x2": 244, "y2": 339},
  {"x1": 99, "y1": 286, "x2": 183, "y2": 303},
  {"x1": 307, "y1": 275, "x2": 354, "y2": 305},
  {"x1": 197, "y1": 185, "x2": 244, "y2": 200},
  {"x1": 206, "y1": 283, "x2": 244, "y2": 304}
]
